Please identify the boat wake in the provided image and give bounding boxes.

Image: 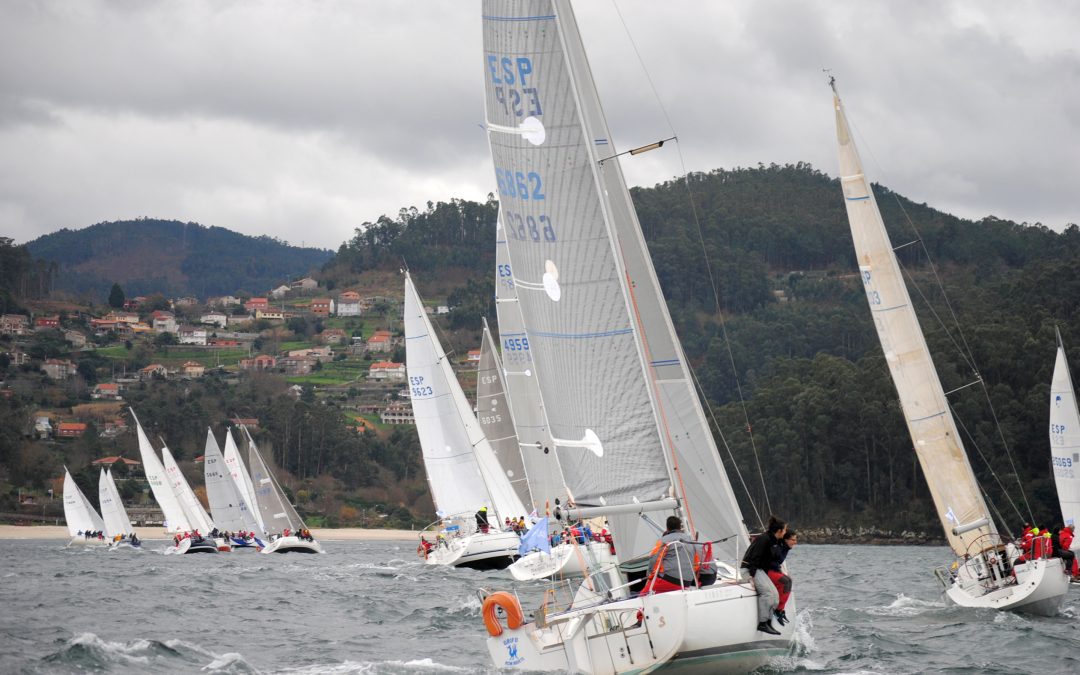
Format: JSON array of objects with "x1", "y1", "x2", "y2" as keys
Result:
[
  {"x1": 40, "y1": 633, "x2": 256, "y2": 673},
  {"x1": 867, "y1": 593, "x2": 946, "y2": 617},
  {"x1": 277, "y1": 658, "x2": 477, "y2": 674}
]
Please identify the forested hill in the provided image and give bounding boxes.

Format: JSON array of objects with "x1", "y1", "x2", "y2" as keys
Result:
[
  {"x1": 328, "y1": 163, "x2": 1080, "y2": 535},
  {"x1": 26, "y1": 219, "x2": 333, "y2": 301}
]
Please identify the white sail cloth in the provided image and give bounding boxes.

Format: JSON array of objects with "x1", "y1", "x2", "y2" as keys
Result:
[
  {"x1": 63, "y1": 468, "x2": 105, "y2": 536},
  {"x1": 224, "y1": 428, "x2": 265, "y2": 533},
  {"x1": 203, "y1": 428, "x2": 261, "y2": 534},
  {"x1": 131, "y1": 410, "x2": 190, "y2": 533},
  {"x1": 1050, "y1": 337, "x2": 1080, "y2": 528},
  {"x1": 98, "y1": 468, "x2": 133, "y2": 538}
]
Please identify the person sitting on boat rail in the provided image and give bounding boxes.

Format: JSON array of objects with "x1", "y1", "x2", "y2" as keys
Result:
[
  {"x1": 768, "y1": 529, "x2": 797, "y2": 626},
  {"x1": 643, "y1": 516, "x2": 699, "y2": 595},
  {"x1": 474, "y1": 506, "x2": 490, "y2": 533},
  {"x1": 741, "y1": 515, "x2": 787, "y2": 636}
]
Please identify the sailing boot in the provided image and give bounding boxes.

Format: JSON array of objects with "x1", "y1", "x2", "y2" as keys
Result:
[{"x1": 757, "y1": 621, "x2": 781, "y2": 635}]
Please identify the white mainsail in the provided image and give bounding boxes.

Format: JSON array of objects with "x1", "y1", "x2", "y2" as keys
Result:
[
  {"x1": 203, "y1": 428, "x2": 260, "y2": 534},
  {"x1": 162, "y1": 444, "x2": 214, "y2": 534},
  {"x1": 1050, "y1": 329, "x2": 1080, "y2": 528},
  {"x1": 404, "y1": 273, "x2": 527, "y2": 524},
  {"x1": 245, "y1": 427, "x2": 305, "y2": 535},
  {"x1": 223, "y1": 428, "x2": 265, "y2": 533},
  {"x1": 832, "y1": 83, "x2": 994, "y2": 555},
  {"x1": 63, "y1": 467, "x2": 105, "y2": 536},
  {"x1": 477, "y1": 318, "x2": 533, "y2": 511},
  {"x1": 494, "y1": 232, "x2": 566, "y2": 514},
  {"x1": 98, "y1": 468, "x2": 133, "y2": 538},
  {"x1": 482, "y1": 0, "x2": 747, "y2": 561},
  {"x1": 131, "y1": 410, "x2": 190, "y2": 533}
]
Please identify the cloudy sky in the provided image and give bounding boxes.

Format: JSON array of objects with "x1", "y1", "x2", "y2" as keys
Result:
[{"x1": 2, "y1": 1, "x2": 1077, "y2": 250}]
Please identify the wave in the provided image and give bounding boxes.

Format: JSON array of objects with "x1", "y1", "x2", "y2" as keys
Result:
[
  {"x1": 865, "y1": 593, "x2": 945, "y2": 617},
  {"x1": 40, "y1": 633, "x2": 255, "y2": 673},
  {"x1": 276, "y1": 658, "x2": 478, "y2": 674}
]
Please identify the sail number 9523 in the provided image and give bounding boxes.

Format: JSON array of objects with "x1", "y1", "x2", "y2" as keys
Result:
[{"x1": 409, "y1": 375, "x2": 433, "y2": 398}]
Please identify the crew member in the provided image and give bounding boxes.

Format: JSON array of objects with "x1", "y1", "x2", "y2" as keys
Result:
[{"x1": 741, "y1": 515, "x2": 787, "y2": 636}]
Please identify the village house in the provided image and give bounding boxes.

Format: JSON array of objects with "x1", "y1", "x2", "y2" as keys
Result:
[
  {"x1": 64, "y1": 329, "x2": 87, "y2": 348},
  {"x1": 280, "y1": 356, "x2": 316, "y2": 375},
  {"x1": 290, "y1": 277, "x2": 318, "y2": 292},
  {"x1": 106, "y1": 311, "x2": 140, "y2": 324},
  {"x1": 41, "y1": 358, "x2": 76, "y2": 380},
  {"x1": 319, "y1": 328, "x2": 347, "y2": 345},
  {"x1": 310, "y1": 298, "x2": 334, "y2": 316},
  {"x1": 436, "y1": 305, "x2": 450, "y2": 315},
  {"x1": 368, "y1": 361, "x2": 406, "y2": 381},
  {"x1": 230, "y1": 417, "x2": 259, "y2": 428},
  {"x1": 270, "y1": 284, "x2": 292, "y2": 299},
  {"x1": 151, "y1": 310, "x2": 178, "y2": 333},
  {"x1": 177, "y1": 325, "x2": 208, "y2": 346},
  {"x1": 255, "y1": 308, "x2": 284, "y2": 322},
  {"x1": 365, "y1": 330, "x2": 394, "y2": 353},
  {"x1": 100, "y1": 419, "x2": 129, "y2": 437},
  {"x1": 336, "y1": 290, "x2": 361, "y2": 317},
  {"x1": 92, "y1": 382, "x2": 124, "y2": 400},
  {"x1": 200, "y1": 311, "x2": 228, "y2": 327},
  {"x1": 208, "y1": 295, "x2": 241, "y2": 308},
  {"x1": 139, "y1": 363, "x2": 168, "y2": 380},
  {"x1": 57, "y1": 422, "x2": 88, "y2": 439},
  {"x1": 34, "y1": 315, "x2": 60, "y2": 330},
  {"x1": 0, "y1": 314, "x2": 29, "y2": 336},
  {"x1": 209, "y1": 338, "x2": 241, "y2": 348},
  {"x1": 180, "y1": 361, "x2": 206, "y2": 378},
  {"x1": 379, "y1": 403, "x2": 415, "y2": 425},
  {"x1": 239, "y1": 354, "x2": 277, "y2": 371},
  {"x1": 466, "y1": 349, "x2": 481, "y2": 363},
  {"x1": 34, "y1": 416, "x2": 53, "y2": 438},
  {"x1": 122, "y1": 296, "x2": 147, "y2": 311},
  {"x1": 174, "y1": 296, "x2": 199, "y2": 307},
  {"x1": 227, "y1": 314, "x2": 255, "y2": 326},
  {"x1": 288, "y1": 346, "x2": 332, "y2": 361},
  {"x1": 5, "y1": 348, "x2": 29, "y2": 366},
  {"x1": 244, "y1": 297, "x2": 269, "y2": 312}
]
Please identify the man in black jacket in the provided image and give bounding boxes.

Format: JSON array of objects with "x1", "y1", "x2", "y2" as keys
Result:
[{"x1": 740, "y1": 516, "x2": 787, "y2": 636}]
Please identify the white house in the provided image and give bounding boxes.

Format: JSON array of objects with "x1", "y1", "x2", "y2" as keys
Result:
[
  {"x1": 200, "y1": 311, "x2": 228, "y2": 327},
  {"x1": 177, "y1": 325, "x2": 208, "y2": 346},
  {"x1": 270, "y1": 284, "x2": 292, "y2": 299},
  {"x1": 368, "y1": 361, "x2": 406, "y2": 381}
]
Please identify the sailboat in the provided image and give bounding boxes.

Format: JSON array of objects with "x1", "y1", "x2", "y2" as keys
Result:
[
  {"x1": 162, "y1": 441, "x2": 228, "y2": 551},
  {"x1": 130, "y1": 409, "x2": 217, "y2": 554},
  {"x1": 98, "y1": 468, "x2": 139, "y2": 548},
  {"x1": 62, "y1": 467, "x2": 107, "y2": 547},
  {"x1": 1048, "y1": 329, "x2": 1080, "y2": 555},
  {"x1": 223, "y1": 427, "x2": 267, "y2": 546},
  {"x1": 477, "y1": 2, "x2": 793, "y2": 671},
  {"x1": 831, "y1": 79, "x2": 1068, "y2": 613},
  {"x1": 205, "y1": 428, "x2": 263, "y2": 549},
  {"x1": 404, "y1": 272, "x2": 526, "y2": 569},
  {"x1": 491, "y1": 242, "x2": 616, "y2": 582},
  {"x1": 241, "y1": 426, "x2": 323, "y2": 554}
]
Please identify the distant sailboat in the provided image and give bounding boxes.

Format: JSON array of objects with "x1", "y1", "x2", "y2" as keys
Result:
[
  {"x1": 1049, "y1": 329, "x2": 1080, "y2": 554},
  {"x1": 242, "y1": 426, "x2": 323, "y2": 554},
  {"x1": 405, "y1": 272, "x2": 525, "y2": 569},
  {"x1": 98, "y1": 468, "x2": 139, "y2": 548},
  {"x1": 202, "y1": 428, "x2": 261, "y2": 549},
  {"x1": 223, "y1": 427, "x2": 266, "y2": 540},
  {"x1": 831, "y1": 79, "x2": 1067, "y2": 613},
  {"x1": 63, "y1": 467, "x2": 106, "y2": 547}
]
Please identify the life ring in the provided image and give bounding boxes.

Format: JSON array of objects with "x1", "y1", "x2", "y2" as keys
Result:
[{"x1": 482, "y1": 591, "x2": 524, "y2": 637}]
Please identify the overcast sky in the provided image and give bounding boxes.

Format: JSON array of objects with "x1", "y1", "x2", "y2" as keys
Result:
[{"x1": 2, "y1": 1, "x2": 1077, "y2": 250}]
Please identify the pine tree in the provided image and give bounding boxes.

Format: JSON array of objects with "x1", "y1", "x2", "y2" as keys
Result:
[{"x1": 108, "y1": 283, "x2": 125, "y2": 308}]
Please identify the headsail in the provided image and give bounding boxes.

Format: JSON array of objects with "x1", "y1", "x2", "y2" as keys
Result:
[
  {"x1": 223, "y1": 427, "x2": 265, "y2": 533},
  {"x1": 1050, "y1": 329, "x2": 1080, "y2": 527},
  {"x1": 245, "y1": 427, "x2": 305, "y2": 534},
  {"x1": 131, "y1": 410, "x2": 190, "y2": 533},
  {"x1": 477, "y1": 317, "x2": 533, "y2": 510},
  {"x1": 63, "y1": 467, "x2": 104, "y2": 536},
  {"x1": 162, "y1": 444, "x2": 214, "y2": 534},
  {"x1": 203, "y1": 428, "x2": 260, "y2": 534},
  {"x1": 98, "y1": 468, "x2": 133, "y2": 538},
  {"x1": 832, "y1": 83, "x2": 994, "y2": 554}
]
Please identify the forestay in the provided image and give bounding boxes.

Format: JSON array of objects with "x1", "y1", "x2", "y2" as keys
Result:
[
  {"x1": 1050, "y1": 330, "x2": 1080, "y2": 528},
  {"x1": 833, "y1": 87, "x2": 994, "y2": 555},
  {"x1": 224, "y1": 428, "x2": 265, "y2": 533},
  {"x1": 203, "y1": 429, "x2": 260, "y2": 534},
  {"x1": 162, "y1": 444, "x2": 215, "y2": 534},
  {"x1": 132, "y1": 411, "x2": 190, "y2": 533},
  {"x1": 404, "y1": 273, "x2": 526, "y2": 524},
  {"x1": 63, "y1": 468, "x2": 105, "y2": 536},
  {"x1": 482, "y1": 0, "x2": 747, "y2": 560},
  {"x1": 477, "y1": 318, "x2": 533, "y2": 511},
  {"x1": 495, "y1": 233, "x2": 566, "y2": 514},
  {"x1": 98, "y1": 468, "x2": 133, "y2": 538}
]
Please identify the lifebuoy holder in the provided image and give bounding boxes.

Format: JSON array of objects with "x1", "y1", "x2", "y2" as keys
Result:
[{"x1": 482, "y1": 591, "x2": 524, "y2": 637}]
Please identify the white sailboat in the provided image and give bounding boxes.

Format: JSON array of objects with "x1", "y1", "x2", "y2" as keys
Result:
[
  {"x1": 831, "y1": 79, "x2": 1067, "y2": 613},
  {"x1": 130, "y1": 409, "x2": 217, "y2": 554},
  {"x1": 223, "y1": 427, "x2": 267, "y2": 540},
  {"x1": 242, "y1": 426, "x2": 323, "y2": 554},
  {"x1": 162, "y1": 442, "x2": 227, "y2": 551},
  {"x1": 478, "y1": 2, "x2": 793, "y2": 671},
  {"x1": 1049, "y1": 329, "x2": 1080, "y2": 557},
  {"x1": 405, "y1": 272, "x2": 526, "y2": 569},
  {"x1": 202, "y1": 428, "x2": 262, "y2": 549},
  {"x1": 98, "y1": 468, "x2": 139, "y2": 548},
  {"x1": 63, "y1": 467, "x2": 107, "y2": 547}
]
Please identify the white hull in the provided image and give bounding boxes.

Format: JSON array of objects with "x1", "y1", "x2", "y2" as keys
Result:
[
  {"x1": 260, "y1": 535, "x2": 324, "y2": 554},
  {"x1": 945, "y1": 555, "x2": 1069, "y2": 616},
  {"x1": 423, "y1": 530, "x2": 518, "y2": 569},
  {"x1": 487, "y1": 581, "x2": 794, "y2": 673},
  {"x1": 510, "y1": 541, "x2": 615, "y2": 582},
  {"x1": 166, "y1": 537, "x2": 219, "y2": 555},
  {"x1": 67, "y1": 536, "x2": 109, "y2": 548},
  {"x1": 214, "y1": 537, "x2": 232, "y2": 552}
]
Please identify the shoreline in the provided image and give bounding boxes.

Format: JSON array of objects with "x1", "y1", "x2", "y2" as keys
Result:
[{"x1": 0, "y1": 525, "x2": 419, "y2": 541}]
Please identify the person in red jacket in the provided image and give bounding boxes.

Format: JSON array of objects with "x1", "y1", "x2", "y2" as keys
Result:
[{"x1": 1056, "y1": 525, "x2": 1078, "y2": 577}]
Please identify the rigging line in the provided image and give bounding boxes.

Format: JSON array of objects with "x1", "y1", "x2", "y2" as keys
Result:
[
  {"x1": 979, "y1": 384, "x2": 1036, "y2": 525},
  {"x1": 978, "y1": 481, "x2": 1015, "y2": 543},
  {"x1": 612, "y1": 0, "x2": 769, "y2": 522},
  {"x1": 947, "y1": 400, "x2": 1026, "y2": 526}
]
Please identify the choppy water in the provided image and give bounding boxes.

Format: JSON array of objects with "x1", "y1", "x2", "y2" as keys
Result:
[{"x1": 0, "y1": 540, "x2": 1077, "y2": 674}]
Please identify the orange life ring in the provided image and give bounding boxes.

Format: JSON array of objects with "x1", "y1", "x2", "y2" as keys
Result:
[{"x1": 482, "y1": 591, "x2": 524, "y2": 637}]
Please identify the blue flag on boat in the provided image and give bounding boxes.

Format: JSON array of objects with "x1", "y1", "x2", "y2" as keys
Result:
[{"x1": 518, "y1": 517, "x2": 551, "y2": 557}]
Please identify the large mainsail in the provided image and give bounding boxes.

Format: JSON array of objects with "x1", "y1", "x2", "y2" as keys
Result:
[
  {"x1": 494, "y1": 233, "x2": 566, "y2": 513},
  {"x1": 203, "y1": 429, "x2": 260, "y2": 533},
  {"x1": 1050, "y1": 330, "x2": 1080, "y2": 527},
  {"x1": 404, "y1": 273, "x2": 527, "y2": 524},
  {"x1": 98, "y1": 468, "x2": 133, "y2": 538},
  {"x1": 245, "y1": 429, "x2": 305, "y2": 535},
  {"x1": 131, "y1": 411, "x2": 190, "y2": 533},
  {"x1": 162, "y1": 444, "x2": 215, "y2": 534},
  {"x1": 482, "y1": 0, "x2": 745, "y2": 560},
  {"x1": 223, "y1": 428, "x2": 265, "y2": 533},
  {"x1": 833, "y1": 84, "x2": 994, "y2": 554},
  {"x1": 477, "y1": 318, "x2": 532, "y2": 511},
  {"x1": 63, "y1": 468, "x2": 105, "y2": 536}
]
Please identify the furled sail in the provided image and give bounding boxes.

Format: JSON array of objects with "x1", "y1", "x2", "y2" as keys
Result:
[
  {"x1": 832, "y1": 84, "x2": 994, "y2": 555},
  {"x1": 131, "y1": 410, "x2": 190, "y2": 533},
  {"x1": 404, "y1": 273, "x2": 527, "y2": 524},
  {"x1": 203, "y1": 428, "x2": 260, "y2": 534},
  {"x1": 1050, "y1": 329, "x2": 1080, "y2": 528},
  {"x1": 98, "y1": 468, "x2": 133, "y2": 538},
  {"x1": 63, "y1": 467, "x2": 105, "y2": 536},
  {"x1": 477, "y1": 317, "x2": 533, "y2": 511}
]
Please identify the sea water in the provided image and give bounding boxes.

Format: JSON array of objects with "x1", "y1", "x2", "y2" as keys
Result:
[{"x1": 0, "y1": 540, "x2": 1077, "y2": 673}]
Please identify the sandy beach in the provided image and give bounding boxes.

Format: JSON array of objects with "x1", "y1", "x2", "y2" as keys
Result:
[{"x1": 0, "y1": 525, "x2": 418, "y2": 541}]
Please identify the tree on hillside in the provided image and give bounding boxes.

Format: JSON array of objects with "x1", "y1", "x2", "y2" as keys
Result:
[{"x1": 108, "y1": 283, "x2": 125, "y2": 308}]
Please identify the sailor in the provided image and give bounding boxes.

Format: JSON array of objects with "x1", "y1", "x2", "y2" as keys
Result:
[
  {"x1": 1060, "y1": 525, "x2": 1079, "y2": 577},
  {"x1": 768, "y1": 529, "x2": 798, "y2": 626},
  {"x1": 643, "y1": 516, "x2": 698, "y2": 595},
  {"x1": 741, "y1": 515, "x2": 787, "y2": 636},
  {"x1": 475, "y1": 506, "x2": 490, "y2": 534}
]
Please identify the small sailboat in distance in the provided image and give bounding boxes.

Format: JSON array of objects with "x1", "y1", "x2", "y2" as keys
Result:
[
  {"x1": 63, "y1": 467, "x2": 107, "y2": 547},
  {"x1": 831, "y1": 77, "x2": 1068, "y2": 613},
  {"x1": 203, "y1": 428, "x2": 262, "y2": 549},
  {"x1": 98, "y1": 468, "x2": 140, "y2": 549},
  {"x1": 242, "y1": 426, "x2": 323, "y2": 554}
]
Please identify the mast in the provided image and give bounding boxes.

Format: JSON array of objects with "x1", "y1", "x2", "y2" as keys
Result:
[{"x1": 832, "y1": 80, "x2": 994, "y2": 555}]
